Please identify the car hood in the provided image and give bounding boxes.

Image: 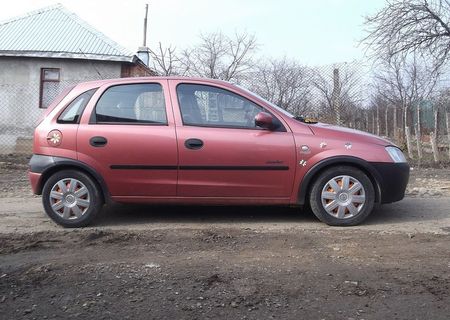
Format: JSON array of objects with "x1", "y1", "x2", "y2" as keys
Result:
[{"x1": 306, "y1": 122, "x2": 395, "y2": 147}]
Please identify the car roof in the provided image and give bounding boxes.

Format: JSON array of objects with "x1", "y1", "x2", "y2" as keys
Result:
[{"x1": 75, "y1": 76, "x2": 233, "y2": 90}]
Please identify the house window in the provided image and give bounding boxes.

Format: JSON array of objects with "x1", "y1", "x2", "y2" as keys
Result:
[{"x1": 40, "y1": 68, "x2": 61, "y2": 108}]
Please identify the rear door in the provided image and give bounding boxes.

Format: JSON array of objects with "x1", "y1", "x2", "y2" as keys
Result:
[
  {"x1": 170, "y1": 81, "x2": 296, "y2": 198},
  {"x1": 77, "y1": 80, "x2": 178, "y2": 197}
]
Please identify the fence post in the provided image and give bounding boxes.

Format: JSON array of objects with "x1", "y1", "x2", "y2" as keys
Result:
[
  {"x1": 332, "y1": 68, "x2": 341, "y2": 125},
  {"x1": 393, "y1": 106, "x2": 397, "y2": 142},
  {"x1": 430, "y1": 132, "x2": 440, "y2": 163},
  {"x1": 365, "y1": 110, "x2": 369, "y2": 132},
  {"x1": 446, "y1": 111, "x2": 450, "y2": 160},
  {"x1": 405, "y1": 126, "x2": 414, "y2": 159},
  {"x1": 415, "y1": 105, "x2": 423, "y2": 161},
  {"x1": 385, "y1": 106, "x2": 389, "y2": 137},
  {"x1": 376, "y1": 104, "x2": 380, "y2": 136}
]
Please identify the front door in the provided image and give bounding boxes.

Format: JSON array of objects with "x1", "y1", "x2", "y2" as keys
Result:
[
  {"x1": 171, "y1": 82, "x2": 296, "y2": 198},
  {"x1": 77, "y1": 81, "x2": 178, "y2": 197}
]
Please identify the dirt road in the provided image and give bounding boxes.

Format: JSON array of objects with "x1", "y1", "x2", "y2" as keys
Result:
[{"x1": 1, "y1": 166, "x2": 450, "y2": 319}]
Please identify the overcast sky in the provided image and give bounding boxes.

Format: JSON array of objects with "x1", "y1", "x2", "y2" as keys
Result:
[{"x1": 0, "y1": 0, "x2": 386, "y2": 66}]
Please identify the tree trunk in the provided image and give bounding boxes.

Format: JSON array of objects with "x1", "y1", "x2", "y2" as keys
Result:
[
  {"x1": 405, "y1": 126, "x2": 413, "y2": 159},
  {"x1": 393, "y1": 106, "x2": 397, "y2": 141},
  {"x1": 446, "y1": 111, "x2": 450, "y2": 160},
  {"x1": 376, "y1": 104, "x2": 380, "y2": 136},
  {"x1": 416, "y1": 105, "x2": 422, "y2": 161},
  {"x1": 385, "y1": 107, "x2": 389, "y2": 137},
  {"x1": 372, "y1": 109, "x2": 376, "y2": 133},
  {"x1": 403, "y1": 102, "x2": 409, "y2": 146},
  {"x1": 430, "y1": 132, "x2": 440, "y2": 163},
  {"x1": 365, "y1": 110, "x2": 369, "y2": 132}
]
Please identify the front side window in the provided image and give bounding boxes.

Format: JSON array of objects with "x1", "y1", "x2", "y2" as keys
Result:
[
  {"x1": 177, "y1": 84, "x2": 264, "y2": 129},
  {"x1": 94, "y1": 84, "x2": 167, "y2": 124}
]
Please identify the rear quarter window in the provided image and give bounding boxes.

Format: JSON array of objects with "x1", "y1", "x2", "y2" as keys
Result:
[{"x1": 57, "y1": 88, "x2": 97, "y2": 124}]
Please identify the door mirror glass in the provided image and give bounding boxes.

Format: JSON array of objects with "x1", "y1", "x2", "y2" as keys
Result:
[{"x1": 255, "y1": 112, "x2": 278, "y2": 130}]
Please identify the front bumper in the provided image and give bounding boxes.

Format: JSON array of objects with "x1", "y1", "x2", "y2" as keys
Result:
[{"x1": 370, "y1": 162, "x2": 410, "y2": 204}]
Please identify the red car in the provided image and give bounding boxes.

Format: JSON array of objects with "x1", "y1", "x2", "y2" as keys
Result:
[{"x1": 29, "y1": 77, "x2": 409, "y2": 227}]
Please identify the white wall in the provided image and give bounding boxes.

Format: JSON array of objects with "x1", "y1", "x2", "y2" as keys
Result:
[{"x1": 0, "y1": 56, "x2": 122, "y2": 153}]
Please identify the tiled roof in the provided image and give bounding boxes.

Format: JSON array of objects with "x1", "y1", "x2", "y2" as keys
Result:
[{"x1": 0, "y1": 4, "x2": 136, "y2": 62}]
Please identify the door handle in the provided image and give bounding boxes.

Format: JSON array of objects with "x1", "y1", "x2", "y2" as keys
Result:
[
  {"x1": 90, "y1": 136, "x2": 108, "y2": 147},
  {"x1": 185, "y1": 138, "x2": 204, "y2": 150}
]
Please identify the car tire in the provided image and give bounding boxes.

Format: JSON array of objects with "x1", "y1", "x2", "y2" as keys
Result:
[
  {"x1": 42, "y1": 170, "x2": 103, "y2": 228},
  {"x1": 309, "y1": 166, "x2": 375, "y2": 226}
]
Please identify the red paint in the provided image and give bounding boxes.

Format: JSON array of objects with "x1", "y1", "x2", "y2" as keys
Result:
[{"x1": 30, "y1": 76, "x2": 400, "y2": 205}]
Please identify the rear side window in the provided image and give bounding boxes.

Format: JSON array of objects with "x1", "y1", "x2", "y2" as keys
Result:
[
  {"x1": 94, "y1": 84, "x2": 167, "y2": 124},
  {"x1": 57, "y1": 88, "x2": 97, "y2": 124}
]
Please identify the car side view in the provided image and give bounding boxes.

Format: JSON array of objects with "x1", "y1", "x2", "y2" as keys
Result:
[{"x1": 28, "y1": 77, "x2": 409, "y2": 227}]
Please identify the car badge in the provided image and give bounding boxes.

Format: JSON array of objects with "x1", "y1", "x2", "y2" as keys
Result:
[{"x1": 47, "y1": 130, "x2": 62, "y2": 147}]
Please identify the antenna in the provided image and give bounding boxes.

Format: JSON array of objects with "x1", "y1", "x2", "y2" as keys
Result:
[{"x1": 143, "y1": 4, "x2": 149, "y2": 46}]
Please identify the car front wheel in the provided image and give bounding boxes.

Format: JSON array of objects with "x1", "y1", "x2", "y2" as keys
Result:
[
  {"x1": 42, "y1": 170, "x2": 103, "y2": 227},
  {"x1": 309, "y1": 166, "x2": 375, "y2": 226}
]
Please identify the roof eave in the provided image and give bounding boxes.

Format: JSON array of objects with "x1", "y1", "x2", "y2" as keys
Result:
[{"x1": 0, "y1": 50, "x2": 134, "y2": 63}]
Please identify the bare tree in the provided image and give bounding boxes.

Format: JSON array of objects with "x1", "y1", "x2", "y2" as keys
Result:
[
  {"x1": 363, "y1": 0, "x2": 450, "y2": 69},
  {"x1": 148, "y1": 42, "x2": 180, "y2": 76},
  {"x1": 434, "y1": 88, "x2": 450, "y2": 160},
  {"x1": 248, "y1": 57, "x2": 312, "y2": 116},
  {"x1": 373, "y1": 55, "x2": 440, "y2": 158},
  {"x1": 180, "y1": 31, "x2": 258, "y2": 81}
]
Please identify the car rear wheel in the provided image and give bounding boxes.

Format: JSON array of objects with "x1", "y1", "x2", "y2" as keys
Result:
[
  {"x1": 42, "y1": 170, "x2": 103, "y2": 227},
  {"x1": 309, "y1": 166, "x2": 375, "y2": 226}
]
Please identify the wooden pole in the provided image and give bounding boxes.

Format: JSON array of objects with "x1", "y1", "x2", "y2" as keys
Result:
[
  {"x1": 143, "y1": 4, "x2": 149, "y2": 46},
  {"x1": 365, "y1": 110, "x2": 369, "y2": 132},
  {"x1": 376, "y1": 104, "x2": 380, "y2": 136},
  {"x1": 446, "y1": 111, "x2": 450, "y2": 160},
  {"x1": 393, "y1": 106, "x2": 397, "y2": 141},
  {"x1": 415, "y1": 104, "x2": 423, "y2": 160},
  {"x1": 405, "y1": 126, "x2": 414, "y2": 159},
  {"x1": 332, "y1": 68, "x2": 341, "y2": 125},
  {"x1": 385, "y1": 106, "x2": 389, "y2": 137},
  {"x1": 430, "y1": 132, "x2": 440, "y2": 163}
]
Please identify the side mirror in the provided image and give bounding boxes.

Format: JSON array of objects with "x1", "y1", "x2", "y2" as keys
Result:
[{"x1": 255, "y1": 112, "x2": 278, "y2": 130}]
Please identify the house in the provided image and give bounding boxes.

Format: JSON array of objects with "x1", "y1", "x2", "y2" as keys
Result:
[{"x1": 0, "y1": 4, "x2": 156, "y2": 154}]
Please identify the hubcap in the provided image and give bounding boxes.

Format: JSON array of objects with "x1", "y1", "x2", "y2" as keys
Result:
[
  {"x1": 49, "y1": 178, "x2": 90, "y2": 220},
  {"x1": 321, "y1": 175, "x2": 366, "y2": 219}
]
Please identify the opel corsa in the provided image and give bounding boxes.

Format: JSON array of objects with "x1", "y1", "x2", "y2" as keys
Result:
[{"x1": 29, "y1": 77, "x2": 409, "y2": 227}]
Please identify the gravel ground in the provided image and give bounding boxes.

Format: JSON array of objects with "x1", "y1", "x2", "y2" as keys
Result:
[{"x1": 1, "y1": 161, "x2": 450, "y2": 319}]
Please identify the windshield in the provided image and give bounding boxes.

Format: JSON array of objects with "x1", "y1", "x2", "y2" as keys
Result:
[{"x1": 236, "y1": 85, "x2": 295, "y2": 118}]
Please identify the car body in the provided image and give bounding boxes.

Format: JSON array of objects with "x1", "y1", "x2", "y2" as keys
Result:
[{"x1": 28, "y1": 77, "x2": 409, "y2": 227}]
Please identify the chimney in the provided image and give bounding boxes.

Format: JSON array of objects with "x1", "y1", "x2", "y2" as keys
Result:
[
  {"x1": 137, "y1": 47, "x2": 149, "y2": 66},
  {"x1": 137, "y1": 4, "x2": 150, "y2": 66}
]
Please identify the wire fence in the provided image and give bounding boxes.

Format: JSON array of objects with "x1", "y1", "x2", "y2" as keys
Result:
[
  {"x1": 240, "y1": 61, "x2": 450, "y2": 163},
  {"x1": 0, "y1": 74, "x2": 114, "y2": 155},
  {"x1": 1, "y1": 61, "x2": 449, "y2": 162}
]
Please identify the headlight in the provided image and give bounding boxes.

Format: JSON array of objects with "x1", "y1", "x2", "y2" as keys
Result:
[{"x1": 385, "y1": 146, "x2": 407, "y2": 163}]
